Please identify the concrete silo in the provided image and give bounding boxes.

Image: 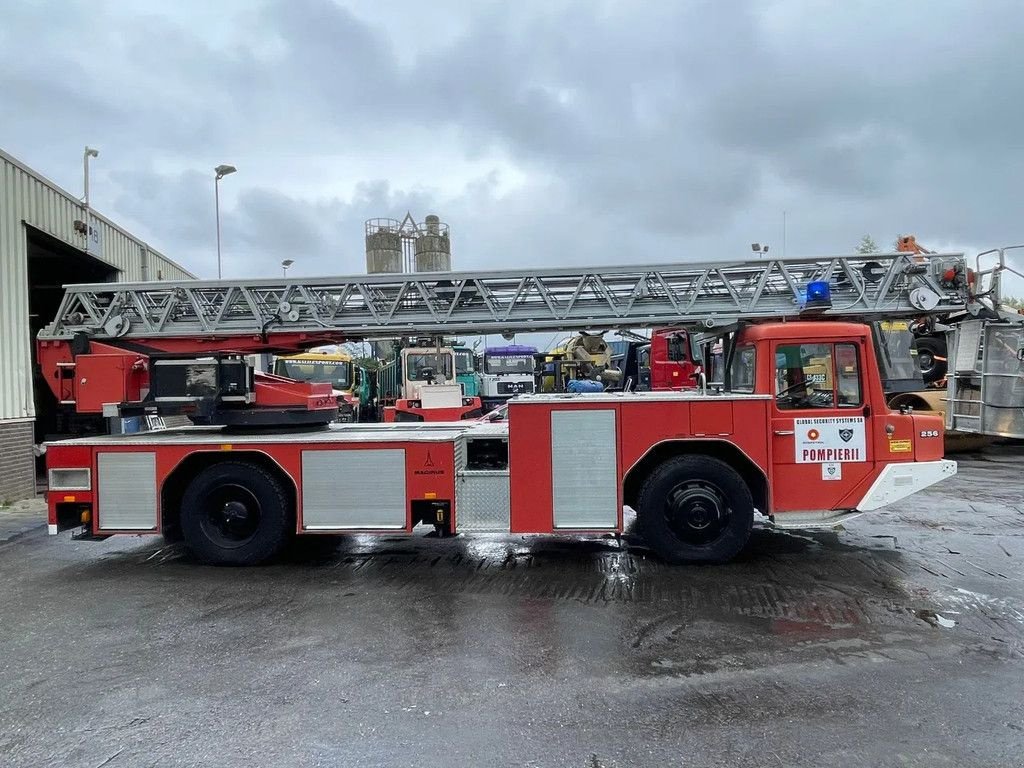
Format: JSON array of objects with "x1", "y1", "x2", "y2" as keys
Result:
[
  {"x1": 364, "y1": 218, "x2": 403, "y2": 274},
  {"x1": 413, "y1": 214, "x2": 451, "y2": 272}
]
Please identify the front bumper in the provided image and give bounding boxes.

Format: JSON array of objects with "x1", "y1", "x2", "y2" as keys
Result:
[{"x1": 855, "y1": 459, "x2": 957, "y2": 512}]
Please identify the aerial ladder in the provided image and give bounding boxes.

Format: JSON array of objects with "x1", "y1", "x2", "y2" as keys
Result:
[{"x1": 38, "y1": 251, "x2": 971, "y2": 430}]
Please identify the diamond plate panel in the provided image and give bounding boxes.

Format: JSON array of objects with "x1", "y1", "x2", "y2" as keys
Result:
[{"x1": 456, "y1": 471, "x2": 510, "y2": 532}]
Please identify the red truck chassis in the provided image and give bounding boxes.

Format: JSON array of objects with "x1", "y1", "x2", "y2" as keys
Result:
[{"x1": 45, "y1": 323, "x2": 955, "y2": 565}]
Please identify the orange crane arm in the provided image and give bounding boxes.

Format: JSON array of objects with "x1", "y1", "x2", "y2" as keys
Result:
[{"x1": 896, "y1": 234, "x2": 934, "y2": 255}]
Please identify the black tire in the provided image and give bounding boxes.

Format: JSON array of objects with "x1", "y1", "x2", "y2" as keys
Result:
[
  {"x1": 636, "y1": 455, "x2": 753, "y2": 564},
  {"x1": 180, "y1": 461, "x2": 293, "y2": 566},
  {"x1": 915, "y1": 335, "x2": 947, "y2": 384},
  {"x1": 161, "y1": 524, "x2": 184, "y2": 544}
]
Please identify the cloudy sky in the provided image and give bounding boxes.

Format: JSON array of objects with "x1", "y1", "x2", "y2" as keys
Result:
[{"x1": 3, "y1": 0, "x2": 1023, "y2": 292}]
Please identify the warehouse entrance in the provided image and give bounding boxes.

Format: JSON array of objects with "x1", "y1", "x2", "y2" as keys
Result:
[{"x1": 27, "y1": 226, "x2": 118, "y2": 446}]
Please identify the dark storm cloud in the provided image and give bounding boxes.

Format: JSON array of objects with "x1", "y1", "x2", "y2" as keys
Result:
[{"x1": 2, "y1": 0, "x2": 1022, "y2": 282}]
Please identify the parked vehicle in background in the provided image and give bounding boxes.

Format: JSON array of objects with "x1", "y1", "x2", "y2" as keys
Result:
[
  {"x1": 453, "y1": 345, "x2": 480, "y2": 399},
  {"x1": 381, "y1": 345, "x2": 483, "y2": 422},
  {"x1": 540, "y1": 333, "x2": 622, "y2": 392},
  {"x1": 272, "y1": 348, "x2": 362, "y2": 422},
  {"x1": 646, "y1": 328, "x2": 701, "y2": 390},
  {"x1": 867, "y1": 236, "x2": 1024, "y2": 448},
  {"x1": 479, "y1": 344, "x2": 537, "y2": 410}
]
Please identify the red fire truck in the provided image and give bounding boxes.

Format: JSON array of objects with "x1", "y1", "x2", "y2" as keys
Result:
[{"x1": 39, "y1": 253, "x2": 968, "y2": 565}]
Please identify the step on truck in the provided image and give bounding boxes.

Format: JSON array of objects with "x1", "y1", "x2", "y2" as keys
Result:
[{"x1": 38, "y1": 252, "x2": 969, "y2": 565}]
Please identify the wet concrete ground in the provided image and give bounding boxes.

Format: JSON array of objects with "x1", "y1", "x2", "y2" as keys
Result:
[
  {"x1": 2, "y1": 450, "x2": 1024, "y2": 767},
  {"x1": 0, "y1": 499, "x2": 46, "y2": 544}
]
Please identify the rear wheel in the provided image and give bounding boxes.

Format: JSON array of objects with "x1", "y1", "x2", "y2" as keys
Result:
[
  {"x1": 636, "y1": 455, "x2": 753, "y2": 564},
  {"x1": 180, "y1": 461, "x2": 293, "y2": 566}
]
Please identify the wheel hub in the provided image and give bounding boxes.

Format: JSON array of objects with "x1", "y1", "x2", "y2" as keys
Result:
[
  {"x1": 664, "y1": 480, "x2": 730, "y2": 546},
  {"x1": 200, "y1": 484, "x2": 262, "y2": 549},
  {"x1": 221, "y1": 500, "x2": 250, "y2": 523}
]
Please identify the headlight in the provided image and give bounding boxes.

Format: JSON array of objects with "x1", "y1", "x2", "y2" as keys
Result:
[{"x1": 48, "y1": 468, "x2": 91, "y2": 491}]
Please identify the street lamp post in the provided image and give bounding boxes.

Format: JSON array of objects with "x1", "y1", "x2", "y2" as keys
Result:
[
  {"x1": 83, "y1": 147, "x2": 99, "y2": 206},
  {"x1": 282, "y1": 259, "x2": 294, "y2": 278},
  {"x1": 214, "y1": 164, "x2": 237, "y2": 279}
]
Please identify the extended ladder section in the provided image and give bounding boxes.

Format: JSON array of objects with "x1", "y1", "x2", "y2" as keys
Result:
[{"x1": 39, "y1": 252, "x2": 969, "y2": 342}]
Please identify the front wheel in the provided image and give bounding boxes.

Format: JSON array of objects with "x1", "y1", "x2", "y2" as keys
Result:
[
  {"x1": 636, "y1": 455, "x2": 753, "y2": 564},
  {"x1": 180, "y1": 461, "x2": 294, "y2": 566}
]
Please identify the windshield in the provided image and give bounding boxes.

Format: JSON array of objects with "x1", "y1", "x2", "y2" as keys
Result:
[
  {"x1": 276, "y1": 359, "x2": 351, "y2": 390},
  {"x1": 454, "y1": 350, "x2": 475, "y2": 375},
  {"x1": 406, "y1": 353, "x2": 453, "y2": 381},
  {"x1": 873, "y1": 320, "x2": 922, "y2": 384},
  {"x1": 485, "y1": 355, "x2": 534, "y2": 375}
]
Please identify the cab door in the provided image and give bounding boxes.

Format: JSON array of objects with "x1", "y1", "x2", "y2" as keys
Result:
[{"x1": 769, "y1": 339, "x2": 876, "y2": 513}]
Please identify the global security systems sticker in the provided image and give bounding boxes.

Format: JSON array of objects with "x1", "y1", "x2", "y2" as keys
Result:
[{"x1": 794, "y1": 417, "x2": 866, "y2": 463}]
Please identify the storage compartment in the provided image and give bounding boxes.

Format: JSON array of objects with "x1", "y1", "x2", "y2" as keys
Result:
[
  {"x1": 302, "y1": 448, "x2": 407, "y2": 529},
  {"x1": 456, "y1": 471, "x2": 510, "y2": 532},
  {"x1": 550, "y1": 409, "x2": 618, "y2": 529},
  {"x1": 97, "y1": 451, "x2": 158, "y2": 530}
]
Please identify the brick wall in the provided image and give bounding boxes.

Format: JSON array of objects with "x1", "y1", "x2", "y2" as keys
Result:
[{"x1": 0, "y1": 421, "x2": 36, "y2": 503}]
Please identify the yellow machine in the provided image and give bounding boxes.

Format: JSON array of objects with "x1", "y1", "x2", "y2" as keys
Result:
[{"x1": 541, "y1": 333, "x2": 622, "y2": 392}]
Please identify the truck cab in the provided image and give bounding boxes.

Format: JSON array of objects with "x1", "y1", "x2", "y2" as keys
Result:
[
  {"x1": 382, "y1": 346, "x2": 483, "y2": 423},
  {"x1": 647, "y1": 328, "x2": 701, "y2": 390},
  {"x1": 730, "y1": 321, "x2": 950, "y2": 523},
  {"x1": 479, "y1": 344, "x2": 537, "y2": 410},
  {"x1": 272, "y1": 348, "x2": 361, "y2": 422}
]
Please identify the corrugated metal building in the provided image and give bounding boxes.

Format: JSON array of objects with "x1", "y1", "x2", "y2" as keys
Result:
[{"x1": 0, "y1": 149, "x2": 195, "y2": 502}]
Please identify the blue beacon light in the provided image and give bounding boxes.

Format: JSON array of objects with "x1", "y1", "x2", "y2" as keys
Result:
[{"x1": 803, "y1": 280, "x2": 832, "y2": 312}]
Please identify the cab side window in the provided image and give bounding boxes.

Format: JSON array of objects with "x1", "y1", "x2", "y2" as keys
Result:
[
  {"x1": 834, "y1": 343, "x2": 862, "y2": 407},
  {"x1": 729, "y1": 346, "x2": 756, "y2": 392},
  {"x1": 667, "y1": 335, "x2": 688, "y2": 362},
  {"x1": 775, "y1": 342, "x2": 862, "y2": 410}
]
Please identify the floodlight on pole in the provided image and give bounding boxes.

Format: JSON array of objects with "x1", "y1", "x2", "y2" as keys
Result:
[
  {"x1": 214, "y1": 164, "x2": 237, "y2": 279},
  {"x1": 282, "y1": 259, "x2": 294, "y2": 277}
]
